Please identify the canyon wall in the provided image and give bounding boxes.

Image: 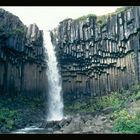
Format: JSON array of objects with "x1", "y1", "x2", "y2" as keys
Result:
[
  {"x1": 51, "y1": 6, "x2": 140, "y2": 102},
  {"x1": 0, "y1": 9, "x2": 47, "y2": 97}
]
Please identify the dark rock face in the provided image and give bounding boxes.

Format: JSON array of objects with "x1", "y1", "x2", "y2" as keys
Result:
[
  {"x1": 0, "y1": 9, "x2": 47, "y2": 97},
  {"x1": 51, "y1": 6, "x2": 140, "y2": 102}
]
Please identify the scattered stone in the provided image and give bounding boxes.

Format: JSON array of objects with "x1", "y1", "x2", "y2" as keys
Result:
[
  {"x1": 105, "y1": 123, "x2": 113, "y2": 129},
  {"x1": 81, "y1": 114, "x2": 93, "y2": 122},
  {"x1": 95, "y1": 119, "x2": 103, "y2": 126},
  {"x1": 102, "y1": 107, "x2": 114, "y2": 114},
  {"x1": 135, "y1": 96, "x2": 140, "y2": 101},
  {"x1": 47, "y1": 128, "x2": 53, "y2": 132},
  {"x1": 58, "y1": 117, "x2": 72, "y2": 128},
  {"x1": 104, "y1": 129, "x2": 111, "y2": 134},
  {"x1": 82, "y1": 126, "x2": 95, "y2": 133},
  {"x1": 99, "y1": 115, "x2": 106, "y2": 121},
  {"x1": 53, "y1": 131, "x2": 63, "y2": 134},
  {"x1": 60, "y1": 115, "x2": 85, "y2": 133}
]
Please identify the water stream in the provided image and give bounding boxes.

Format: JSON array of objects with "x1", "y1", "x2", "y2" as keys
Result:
[
  {"x1": 12, "y1": 30, "x2": 64, "y2": 134},
  {"x1": 44, "y1": 30, "x2": 64, "y2": 121}
]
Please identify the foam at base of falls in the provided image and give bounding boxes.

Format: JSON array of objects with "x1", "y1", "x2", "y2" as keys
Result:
[{"x1": 11, "y1": 126, "x2": 44, "y2": 134}]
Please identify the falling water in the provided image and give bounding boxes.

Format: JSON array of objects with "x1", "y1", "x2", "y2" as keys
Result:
[{"x1": 43, "y1": 30, "x2": 64, "y2": 121}]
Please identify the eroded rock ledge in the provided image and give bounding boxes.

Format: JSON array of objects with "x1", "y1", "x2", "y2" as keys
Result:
[
  {"x1": 0, "y1": 9, "x2": 47, "y2": 97},
  {"x1": 51, "y1": 6, "x2": 140, "y2": 102}
]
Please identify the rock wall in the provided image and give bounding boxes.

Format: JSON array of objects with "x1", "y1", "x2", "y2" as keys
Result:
[
  {"x1": 0, "y1": 9, "x2": 47, "y2": 97},
  {"x1": 51, "y1": 6, "x2": 140, "y2": 102}
]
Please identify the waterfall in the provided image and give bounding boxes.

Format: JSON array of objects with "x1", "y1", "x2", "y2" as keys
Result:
[{"x1": 43, "y1": 30, "x2": 64, "y2": 121}]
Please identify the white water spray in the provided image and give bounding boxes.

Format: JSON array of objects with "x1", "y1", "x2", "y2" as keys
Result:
[{"x1": 43, "y1": 30, "x2": 64, "y2": 121}]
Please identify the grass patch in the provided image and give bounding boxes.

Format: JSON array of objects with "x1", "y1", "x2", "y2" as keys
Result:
[
  {"x1": 97, "y1": 7, "x2": 127, "y2": 27},
  {"x1": 112, "y1": 108, "x2": 140, "y2": 134},
  {"x1": 108, "y1": 84, "x2": 140, "y2": 133},
  {"x1": 0, "y1": 108, "x2": 21, "y2": 131},
  {"x1": 0, "y1": 95, "x2": 46, "y2": 132},
  {"x1": 73, "y1": 6, "x2": 128, "y2": 27},
  {"x1": 64, "y1": 84, "x2": 140, "y2": 115},
  {"x1": 75, "y1": 14, "x2": 96, "y2": 21},
  {"x1": 64, "y1": 91, "x2": 125, "y2": 115}
]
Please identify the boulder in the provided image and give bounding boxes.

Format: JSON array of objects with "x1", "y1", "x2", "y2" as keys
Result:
[{"x1": 102, "y1": 107, "x2": 114, "y2": 114}]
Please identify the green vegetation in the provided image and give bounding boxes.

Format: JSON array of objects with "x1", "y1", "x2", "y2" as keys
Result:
[
  {"x1": 0, "y1": 95, "x2": 44, "y2": 111},
  {"x1": 110, "y1": 85, "x2": 140, "y2": 133},
  {"x1": 74, "y1": 6, "x2": 129, "y2": 28},
  {"x1": 9, "y1": 27, "x2": 25, "y2": 36},
  {"x1": 20, "y1": 96, "x2": 45, "y2": 111},
  {"x1": 0, "y1": 95, "x2": 45, "y2": 132},
  {"x1": 115, "y1": 7, "x2": 127, "y2": 14},
  {"x1": 75, "y1": 14, "x2": 96, "y2": 21},
  {"x1": 112, "y1": 109, "x2": 140, "y2": 133},
  {"x1": 95, "y1": 92, "x2": 122, "y2": 109},
  {"x1": 0, "y1": 24, "x2": 25, "y2": 38},
  {"x1": 97, "y1": 15, "x2": 107, "y2": 27},
  {"x1": 64, "y1": 91, "x2": 124, "y2": 114},
  {"x1": 63, "y1": 6, "x2": 130, "y2": 28},
  {"x1": 64, "y1": 84, "x2": 140, "y2": 134},
  {"x1": 0, "y1": 108, "x2": 20, "y2": 131},
  {"x1": 97, "y1": 7, "x2": 127, "y2": 27}
]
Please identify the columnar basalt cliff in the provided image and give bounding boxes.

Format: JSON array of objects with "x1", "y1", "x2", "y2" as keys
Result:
[
  {"x1": 0, "y1": 9, "x2": 47, "y2": 97},
  {"x1": 51, "y1": 6, "x2": 140, "y2": 102}
]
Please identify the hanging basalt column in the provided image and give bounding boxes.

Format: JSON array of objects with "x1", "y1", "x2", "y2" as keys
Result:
[{"x1": 51, "y1": 6, "x2": 140, "y2": 102}]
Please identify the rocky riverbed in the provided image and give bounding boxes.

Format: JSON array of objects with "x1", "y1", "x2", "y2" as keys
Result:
[{"x1": 11, "y1": 111, "x2": 115, "y2": 134}]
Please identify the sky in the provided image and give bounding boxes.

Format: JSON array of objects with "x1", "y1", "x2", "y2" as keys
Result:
[{"x1": 0, "y1": 6, "x2": 122, "y2": 31}]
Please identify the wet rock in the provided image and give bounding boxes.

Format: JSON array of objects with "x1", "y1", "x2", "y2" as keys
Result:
[
  {"x1": 104, "y1": 129, "x2": 111, "y2": 134},
  {"x1": 41, "y1": 121, "x2": 60, "y2": 129},
  {"x1": 102, "y1": 107, "x2": 114, "y2": 114},
  {"x1": 53, "y1": 131, "x2": 63, "y2": 134},
  {"x1": 81, "y1": 114, "x2": 93, "y2": 123},
  {"x1": 82, "y1": 126, "x2": 95, "y2": 133},
  {"x1": 85, "y1": 120, "x2": 94, "y2": 126},
  {"x1": 95, "y1": 119, "x2": 103, "y2": 126},
  {"x1": 58, "y1": 117, "x2": 72, "y2": 128},
  {"x1": 61, "y1": 115, "x2": 84, "y2": 133},
  {"x1": 100, "y1": 116, "x2": 107, "y2": 121},
  {"x1": 47, "y1": 128, "x2": 53, "y2": 132},
  {"x1": 135, "y1": 96, "x2": 140, "y2": 101}
]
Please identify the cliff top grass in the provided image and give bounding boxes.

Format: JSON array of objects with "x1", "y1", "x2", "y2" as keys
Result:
[
  {"x1": 72, "y1": 6, "x2": 132, "y2": 26},
  {"x1": 97, "y1": 6, "x2": 130, "y2": 26},
  {"x1": 59, "y1": 6, "x2": 133, "y2": 27},
  {"x1": 75, "y1": 13, "x2": 96, "y2": 21}
]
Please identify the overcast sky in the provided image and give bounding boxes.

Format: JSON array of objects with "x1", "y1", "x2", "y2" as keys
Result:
[{"x1": 0, "y1": 6, "x2": 122, "y2": 31}]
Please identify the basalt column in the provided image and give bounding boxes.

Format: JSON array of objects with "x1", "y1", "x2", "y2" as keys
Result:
[
  {"x1": 0, "y1": 9, "x2": 47, "y2": 98},
  {"x1": 51, "y1": 6, "x2": 140, "y2": 102}
]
